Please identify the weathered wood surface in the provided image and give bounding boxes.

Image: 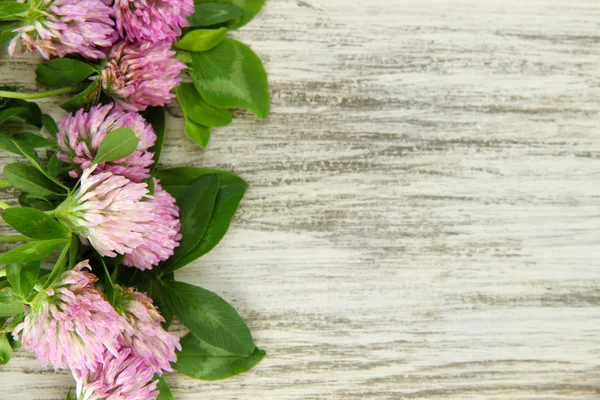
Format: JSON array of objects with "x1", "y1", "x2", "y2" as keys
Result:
[{"x1": 1, "y1": 0, "x2": 600, "y2": 398}]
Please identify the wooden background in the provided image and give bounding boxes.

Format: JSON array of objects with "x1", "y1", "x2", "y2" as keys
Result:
[{"x1": 1, "y1": 0, "x2": 600, "y2": 398}]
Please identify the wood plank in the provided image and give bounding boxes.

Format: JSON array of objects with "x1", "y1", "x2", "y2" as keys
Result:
[{"x1": 0, "y1": 0, "x2": 599, "y2": 398}]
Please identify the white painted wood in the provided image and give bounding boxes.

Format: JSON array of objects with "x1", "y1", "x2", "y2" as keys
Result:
[{"x1": 1, "y1": 0, "x2": 599, "y2": 398}]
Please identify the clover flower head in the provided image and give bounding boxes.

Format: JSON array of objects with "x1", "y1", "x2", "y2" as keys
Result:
[
  {"x1": 57, "y1": 103, "x2": 156, "y2": 183},
  {"x1": 116, "y1": 285, "x2": 181, "y2": 374},
  {"x1": 55, "y1": 168, "x2": 181, "y2": 270},
  {"x1": 123, "y1": 179, "x2": 181, "y2": 270},
  {"x1": 73, "y1": 347, "x2": 159, "y2": 400},
  {"x1": 55, "y1": 166, "x2": 154, "y2": 258},
  {"x1": 8, "y1": 0, "x2": 116, "y2": 59},
  {"x1": 114, "y1": 0, "x2": 194, "y2": 43},
  {"x1": 12, "y1": 261, "x2": 126, "y2": 372},
  {"x1": 71, "y1": 285, "x2": 180, "y2": 399},
  {"x1": 101, "y1": 41, "x2": 185, "y2": 112}
]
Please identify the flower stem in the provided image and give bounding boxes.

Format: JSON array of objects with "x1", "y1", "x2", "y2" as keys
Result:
[
  {"x1": 43, "y1": 239, "x2": 71, "y2": 289},
  {"x1": 0, "y1": 86, "x2": 81, "y2": 100},
  {"x1": 0, "y1": 201, "x2": 10, "y2": 209},
  {"x1": 0, "y1": 235, "x2": 32, "y2": 242},
  {"x1": 0, "y1": 180, "x2": 11, "y2": 189},
  {"x1": 68, "y1": 236, "x2": 79, "y2": 268}
]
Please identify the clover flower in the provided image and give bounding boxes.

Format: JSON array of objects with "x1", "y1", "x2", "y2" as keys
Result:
[
  {"x1": 57, "y1": 103, "x2": 156, "y2": 183},
  {"x1": 55, "y1": 166, "x2": 154, "y2": 259},
  {"x1": 123, "y1": 179, "x2": 181, "y2": 270},
  {"x1": 8, "y1": 0, "x2": 116, "y2": 60},
  {"x1": 73, "y1": 348, "x2": 159, "y2": 400},
  {"x1": 12, "y1": 261, "x2": 125, "y2": 372},
  {"x1": 101, "y1": 41, "x2": 185, "y2": 112},
  {"x1": 114, "y1": 0, "x2": 193, "y2": 44},
  {"x1": 72, "y1": 286, "x2": 179, "y2": 400},
  {"x1": 116, "y1": 285, "x2": 180, "y2": 374},
  {"x1": 55, "y1": 168, "x2": 181, "y2": 270}
]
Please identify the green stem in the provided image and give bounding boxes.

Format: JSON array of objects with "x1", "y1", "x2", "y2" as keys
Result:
[
  {"x1": 0, "y1": 201, "x2": 10, "y2": 210},
  {"x1": 0, "y1": 86, "x2": 80, "y2": 100},
  {"x1": 43, "y1": 240, "x2": 70, "y2": 289},
  {"x1": 0, "y1": 180, "x2": 10, "y2": 189},
  {"x1": 0, "y1": 269, "x2": 5, "y2": 278},
  {"x1": 0, "y1": 235, "x2": 32, "y2": 242},
  {"x1": 68, "y1": 237, "x2": 79, "y2": 268}
]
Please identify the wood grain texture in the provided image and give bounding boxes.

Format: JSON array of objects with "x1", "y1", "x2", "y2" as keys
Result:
[{"x1": 1, "y1": 0, "x2": 599, "y2": 398}]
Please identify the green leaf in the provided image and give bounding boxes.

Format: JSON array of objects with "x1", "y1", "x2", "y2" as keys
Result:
[
  {"x1": 174, "y1": 333, "x2": 265, "y2": 380},
  {"x1": 6, "y1": 261, "x2": 39, "y2": 298},
  {"x1": 0, "y1": 133, "x2": 53, "y2": 155},
  {"x1": 60, "y1": 80, "x2": 101, "y2": 113},
  {"x1": 177, "y1": 83, "x2": 232, "y2": 127},
  {"x1": 94, "y1": 127, "x2": 139, "y2": 164},
  {"x1": 156, "y1": 376, "x2": 174, "y2": 400},
  {"x1": 175, "y1": 85, "x2": 214, "y2": 148},
  {"x1": 0, "y1": 2, "x2": 29, "y2": 21},
  {"x1": 2, "y1": 208, "x2": 69, "y2": 239},
  {"x1": 188, "y1": 3, "x2": 244, "y2": 27},
  {"x1": 0, "y1": 134, "x2": 21, "y2": 155},
  {"x1": 140, "y1": 107, "x2": 165, "y2": 171},
  {"x1": 6, "y1": 264, "x2": 21, "y2": 296},
  {"x1": 14, "y1": 132, "x2": 55, "y2": 149},
  {"x1": 0, "y1": 99, "x2": 42, "y2": 127},
  {"x1": 0, "y1": 239, "x2": 68, "y2": 265},
  {"x1": 41, "y1": 114, "x2": 58, "y2": 138},
  {"x1": 154, "y1": 167, "x2": 247, "y2": 198},
  {"x1": 165, "y1": 179, "x2": 246, "y2": 270},
  {"x1": 191, "y1": 38, "x2": 270, "y2": 119},
  {"x1": 36, "y1": 58, "x2": 96, "y2": 88},
  {"x1": 148, "y1": 279, "x2": 174, "y2": 328},
  {"x1": 21, "y1": 261, "x2": 40, "y2": 298},
  {"x1": 175, "y1": 28, "x2": 228, "y2": 52},
  {"x1": 162, "y1": 281, "x2": 255, "y2": 356},
  {"x1": 0, "y1": 107, "x2": 27, "y2": 124},
  {"x1": 185, "y1": 119, "x2": 211, "y2": 148},
  {"x1": 47, "y1": 152, "x2": 62, "y2": 178},
  {"x1": 174, "y1": 50, "x2": 192, "y2": 65},
  {"x1": 0, "y1": 30, "x2": 16, "y2": 47},
  {"x1": 19, "y1": 193, "x2": 54, "y2": 211},
  {"x1": 0, "y1": 286, "x2": 17, "y2": 304},
  {"x1": 178, "y1": 182, "x2": 246, "y2": 265},
  {"x1": 10, "y1": 140, "x2": 68, "y2": 192},
  {"x1": 0, "y1": 22, "x2": 18, "y2": 46},
  {"x1": 162, "y1": 174, "x2": 219, "y2": 272},
  {"x1": 142, "y1": 169, "x2": 248, "y2": 269},
  {"x1": 0, "y1": 299, "x2": 23, "y2": 318},
  {"x1": 0, "y1": 334, "x2": 11, "y2": 365},
  {"x1": 195, "y1": 0, "x2": 264, "y2": 29},
  {"x1": 11, "y1": 138, "x2": 41, "y2": 165},
  {"x1": 142, "y1": 176, "x2": 155, "y2": 195},
  {"x1": 4, "y1": 162, "x2": 65, "y2": 197}
]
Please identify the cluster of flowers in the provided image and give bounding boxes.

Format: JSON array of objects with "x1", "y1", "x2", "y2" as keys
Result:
[
  {"x1": 9, "y1": 0, "x2": 193, "y2": 111},
  {"x1": 1, "y1": 0, "x2": 266, "y2": 396},
  {"x1": 13, "y1": 103, "x2": 183, "y2": 399},
  {"x1": 16, "y1": 262, "x2": 180, "y2": 399},
  {"x1": 56, "y1": 103, "x2": 181, "y2": 270}
]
